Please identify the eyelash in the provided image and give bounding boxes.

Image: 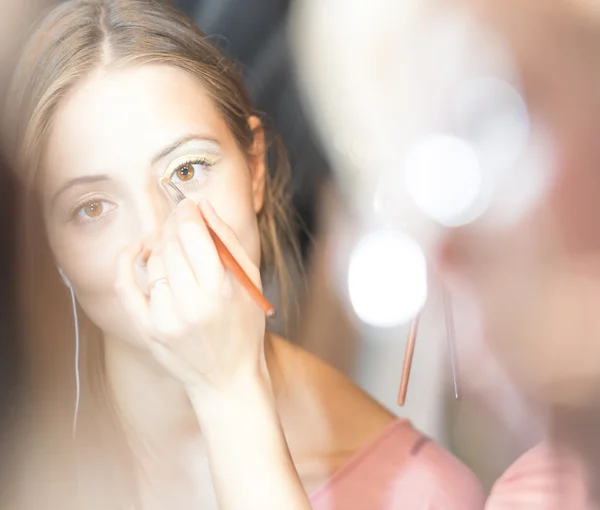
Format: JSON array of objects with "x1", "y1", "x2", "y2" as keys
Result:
[
  {"x1": 168, "y1": 156, "x2": 216, "y2": 187},
  {"x1": 69, "y1": 196, "x2": 116, "y2": 224},
  {"x1": 68, "y1": 156, "x2": 216, "y2": 225}
]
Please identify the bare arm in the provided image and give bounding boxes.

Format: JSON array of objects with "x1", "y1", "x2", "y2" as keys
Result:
[{"x1": 191, "y1": 374, "x2": 312, "y2": 510}]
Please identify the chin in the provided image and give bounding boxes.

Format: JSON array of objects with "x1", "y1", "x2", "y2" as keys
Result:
[{"x1": 85, "y1": 311, "x2": 147, "y2": 350}]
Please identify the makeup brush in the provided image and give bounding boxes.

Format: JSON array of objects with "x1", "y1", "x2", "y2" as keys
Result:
[
  {"x1": 397, "y1": 315, "x2": 419, "y2": 406},
  {"x1": 396, "y1": 288, "x2": 460, "y2": 406},
  {"x1": 161, "y1": 179, "x2": 276, "y2": 318}
]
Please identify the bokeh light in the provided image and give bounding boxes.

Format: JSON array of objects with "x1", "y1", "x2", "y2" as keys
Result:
[
  {"x1": 348, "y1": 230, "x2": 427, "y2": 328},
  {"x1": 404, "y1": 134, "x2": 482, "y2": 227}
]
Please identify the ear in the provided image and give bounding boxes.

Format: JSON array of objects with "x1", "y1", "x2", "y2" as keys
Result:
[{"x1": 247, "y1": 116, "x2": 266, "y2": 214}]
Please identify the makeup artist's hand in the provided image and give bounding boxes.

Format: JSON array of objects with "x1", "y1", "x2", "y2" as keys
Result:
[
  {"x1": 115, "y1": 198, "x2": 269, "y2": 408},
  {"x1": 116, "y1": 200, "x2": 311, "y2": 510}
]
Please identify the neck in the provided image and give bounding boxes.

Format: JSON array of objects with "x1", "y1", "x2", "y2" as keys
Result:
[{"x1": 102, "y1": 332, "x2": 283, "y2": 459}]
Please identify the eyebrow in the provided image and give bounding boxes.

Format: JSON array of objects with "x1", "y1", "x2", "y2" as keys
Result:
[
  {"x1": 51, "y1": 135, "x2": 220, "y2": 207},
  {"x1": 51, "y1": 174, "x2": 110, "y2": 207},
  {"x1": 151, "y1": 134, "x2": 221, "y2": 165}
]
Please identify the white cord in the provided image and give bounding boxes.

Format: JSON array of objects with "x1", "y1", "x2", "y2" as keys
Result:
[{"x1": 68, "y1": 284, "x2": 81, "y2": 438}]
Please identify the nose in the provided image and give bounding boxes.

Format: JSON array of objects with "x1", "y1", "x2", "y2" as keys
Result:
[
  {"x1": 132, "y1": 180, "x2": 172, "y2": 244},
  {"x1": 129, "y1": 182, "x2": 172, "y2": 273}
]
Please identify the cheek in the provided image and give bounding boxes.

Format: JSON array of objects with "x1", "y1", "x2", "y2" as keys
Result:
[
  {"x1": 46, "y1": 223, "x2": 131, "y2": 326},
  {"x1": 204, "y1": 169, "x2": 262, "y2": 267},
  {"x1": 49, "y1": 226, "x2": 120, "y2": 285},
  {"x1": 213, "y1": 195, "x2": 261, "y2": 267}
]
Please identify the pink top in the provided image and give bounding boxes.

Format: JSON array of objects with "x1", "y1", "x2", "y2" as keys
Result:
[
  {"x1": 485, "y1": 442, "x2": 593, "y2": 510},
  {"x1": 309, "y1": 420, "x2": 485, "y2": 510}
]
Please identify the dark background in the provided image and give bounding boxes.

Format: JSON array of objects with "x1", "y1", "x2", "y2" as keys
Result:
[{"x1": 171, "y1": 0, "x2": 331, "y2": 260}]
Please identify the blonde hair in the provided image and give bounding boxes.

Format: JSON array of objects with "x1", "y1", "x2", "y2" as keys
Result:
[
  {"x1": 7, "y1": 0, "x2": 294, "y2": 279},
  {"x1": 4, "y1": 0, "x2": 298, "y2": 506}
]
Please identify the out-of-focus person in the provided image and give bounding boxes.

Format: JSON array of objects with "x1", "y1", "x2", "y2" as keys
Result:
[
  {"x1": 451, "y1": 2, "x2": 600, "y2": 508},
  {"x1": 292, "y1": 0, "x2": 600, "y2": 508}
]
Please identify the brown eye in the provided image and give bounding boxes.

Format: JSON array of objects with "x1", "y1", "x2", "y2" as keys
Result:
[
  {"x1": 175, "y1": 163, "x2": 195, "y2": 182},
  {"x1": 83, "y1": 201, "x2": 103, "y2": 217},
  {"x1": 74, "y1": 199, "x2": 116, "y2": 222}
]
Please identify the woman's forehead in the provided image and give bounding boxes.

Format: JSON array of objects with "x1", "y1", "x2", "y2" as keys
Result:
[{"x1": 40, "y1": 65, "x2": 231, "y2": 186}]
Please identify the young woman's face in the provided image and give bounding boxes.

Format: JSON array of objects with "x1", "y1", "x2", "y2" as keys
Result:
[{"x1": 40, "y1": 65, "x2": 265, "y2": 347}]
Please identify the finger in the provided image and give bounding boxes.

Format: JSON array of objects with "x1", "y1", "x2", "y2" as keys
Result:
[
  {"x1": 135, "y1": 231, "x2": 161, "y2": 268},
  {"x1": 115, "y1": 241, "x2": 150, "y2": 330},
  {"x1": 175, "y1": 198, "x2": 224, "y2": 290},
  {"x1": 199, "y1": 199, "x2": 261, "y2": 287},
  {"x1": 147, "y1": 246, "x2": 179, "y2": 340},
  {"x1": 162, "y1": 224, "x2": 205, "y2": 324}
]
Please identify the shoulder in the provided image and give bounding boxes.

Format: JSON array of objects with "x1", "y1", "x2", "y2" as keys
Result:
[
  {"x1": 274, "y1": 338, "x2": 484, "y2": 508},
  {"x1": 393, "y1": 424, "x2": 486, "y2": 510},
  {"x1": 271, "y1": 334, "x2": 397, "y2": 428},
  {"x1": 486, "y1": 442, "x2": 592, "y2": 510},
  {"x1": 311, "y1": 420, "x2": 485, "y2": 510}
]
